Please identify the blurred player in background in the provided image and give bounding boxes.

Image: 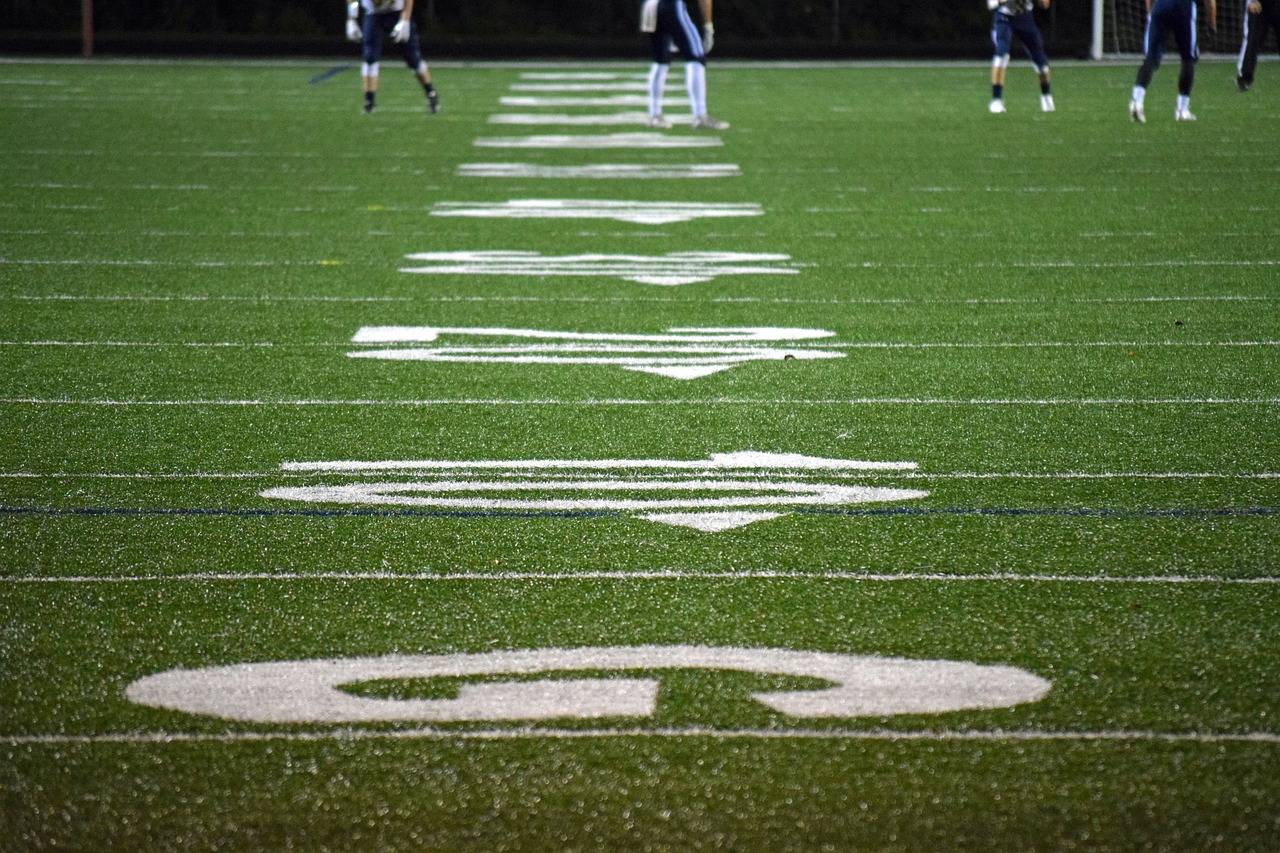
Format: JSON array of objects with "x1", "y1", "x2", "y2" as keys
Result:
[
  {"x1": 345, "y1": 0, "x2": 440, "y2": 114},
  {"x1": 1237, "y1": 0, "x2": 1278, "y2": 90},
  {"x1": 640, "y1": 0, "x2": 729, "y2": 130},
  {"x1": 987, "y1": 0, "x2": 1054, "y2": 114},
  {"x1": 1129, "y1": 0, "x2": 1217, "y2": 122}
]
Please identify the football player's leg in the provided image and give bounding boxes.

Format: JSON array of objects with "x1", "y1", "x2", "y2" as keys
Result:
[
  {"x1": 1172, "y1": 8, "x2": 1198, "y2": 118},
  {"x1": 1134, "y1": 12, "x2": 1165, "y2": 91},
  {"x1": 990, "y1": 15, "x2": 1012, "y2": 111},
  {"x1": 668, "y1": 0, "x2": 708, "y2": 119},
  {"x1": 648, "y1": 32, "x2": 672, "y2": 125},
  {"x1": 1131, "y1": 13, "x2": 1163, "y2": 121},
  {"x1": 1237, "y1": 8, "x2": 1258, "y2": 89},
  {"x1": 990, "y1": 54, "x2": 1009, "y2": 112},
  {"x1": 685, "y1": 60, "x2": 706, "y2": 118},
  {"x1": 361, "y1": 17, "x2": 386, "y2": 113},
  {"x1": 1017, "y1": 19, "x2": 1053, "y2": 109},
  {"x1": 398, "y1": 27, "x2": 439, "y2": 113}
]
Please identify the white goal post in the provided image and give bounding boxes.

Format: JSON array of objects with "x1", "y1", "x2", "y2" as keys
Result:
[{"x1": 1092, "y1": 0, "x2": 1247, "y2": 59}]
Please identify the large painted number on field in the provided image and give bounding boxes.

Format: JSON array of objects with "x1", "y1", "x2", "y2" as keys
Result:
[{"x1": 126, "y1": 646, "x2": 1050, "y2": 723}]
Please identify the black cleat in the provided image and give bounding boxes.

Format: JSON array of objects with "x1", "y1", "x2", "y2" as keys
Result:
[
  {"x1": 1237, "y1": 77, "x2": 1251, "y2": 92},
  {"x1": 427, "y1": 89, "x2": 440, "y2": 114}
]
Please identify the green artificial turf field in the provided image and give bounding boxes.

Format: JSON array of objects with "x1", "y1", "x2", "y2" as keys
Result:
[{"x1": 1, "y1": 57, "x2": 1278, "y2": 850}]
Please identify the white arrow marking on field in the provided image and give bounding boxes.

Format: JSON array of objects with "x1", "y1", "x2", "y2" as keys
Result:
[
  {"x1": 347, "y1": 326, "x2": 841, "y2": 379},
  {"x1": 265, "y1": 451, "x2": 925, "y2": 532},
  {"x1": 397, "y1": 251, "x2": 799, "y2": 286},
  {"x1": 430, "y1": 200, "x2": 762, "y2": 225},
  {"x1": 127, "y1": 646, "x2": 1050, "y2": 723},
  {"x1": 456, "y1": 163, "x2": 740, "y2": 179},
  {"x1": 475, "y1": 132, "x2": 719, "y2": 149}
]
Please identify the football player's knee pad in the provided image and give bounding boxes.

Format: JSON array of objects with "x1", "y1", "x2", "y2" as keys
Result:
[
  {"x1": 362, "y1": 62, "x2": 380, "y2": 78},
  {"x1": 993, "y1": 54, "x2": 1010, "y2": 69}
]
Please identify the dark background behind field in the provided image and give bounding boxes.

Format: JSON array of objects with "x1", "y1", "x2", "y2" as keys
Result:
[{"x1": 0, "y1": 0, "x2": 1094, "y2": 59}]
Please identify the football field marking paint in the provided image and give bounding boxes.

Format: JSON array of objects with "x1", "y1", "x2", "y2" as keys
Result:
[
  {"x1": 0, "y1": 259, "x2": 338, "y2": 268},
  {"x1": 397, "y1": 251, "x2": 798, "y2": 285},
  {"x1": 857, "y1": 259, "x2": 1280, "y2": 270},
  {"x1": 264, "y1": 451, "x2": 922, "y2": 531},
  {"x1": 488, "y1": 113, "x2": 694, "y2": 126},
  {"x1": 347, "y1": 326, "x2": 842, "y2": 380},
  {"x1": 3, "y1": 470, "x2": 1277, "y2": 481},
  {"x1": 5, "y1": 339, "x2": 1279, "y2": 350},
  {"x1": 430, "y1": 200, "x2": 762, "y2": 225},
  {"x1": 125, "y1": 646, "x2": 1049, "y2": 723},
  {"x1": 7, "y1": 572, "x2": 1280, "y2": 585},
  {"x1": 517, "y1": 72, "x2": 648, "y2": 81},
  {"x1": 6, "y1": 397, "x2": 1280, "y2": 406},
  {"x1": 5, "y1": 294, "x2": 1268, "y2": 306},
  {"x1": 498, "y1": 95, "x2": 687, "y2": 107},
  {"x1": 7, "y1": 728, "x2": 1280, "y2": 745},
  {"x1": 474, "y1": 133, "x2": 720, "y2": 149},
  {"x1": 509, "y1": 82, "x2": 649, "y2": 91},
  {"x1": 456, "y1": 163, "x2": 739, "y2": 179}
]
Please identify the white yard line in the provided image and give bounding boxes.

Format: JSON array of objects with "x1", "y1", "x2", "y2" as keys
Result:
[
  {"x1": 2, "y1": 339, "x2": 1277, "y2": 349},
  {"x1": 4, "y1": 294, "x2": 1271, "y2": 305},
  {"x1": 6, "y1": 295, "x2": 406, "y2": 302},
  {"x1": 5, "y1": 727, "x2": 1279, "y2": 746},
  {"x1": 4, "y1": 572, "x2": 1279, "y2": 585},
  {"x1": 2, "y1": 471, "x2": 1276, "y2": 481},
  {"x1": 0, "y1": 259, "x2": 340, "y2": 267},
  {"x1": 4, "y1": 398, "x2": 1279, "y2": 406}
]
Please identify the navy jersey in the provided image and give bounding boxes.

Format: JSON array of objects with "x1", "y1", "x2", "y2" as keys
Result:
[{"x1": 993, "y1": 1, "x2": 1035, "y2": 15}]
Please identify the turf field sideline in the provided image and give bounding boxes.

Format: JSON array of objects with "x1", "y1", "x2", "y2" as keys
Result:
[{"x1": 2, "y1": 58, "x2": 1278, "y2": 850}]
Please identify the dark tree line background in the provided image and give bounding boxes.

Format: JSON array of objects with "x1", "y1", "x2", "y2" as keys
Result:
[{"x1": 1, "y1": 0, "x2": 1093, "y2": 58}]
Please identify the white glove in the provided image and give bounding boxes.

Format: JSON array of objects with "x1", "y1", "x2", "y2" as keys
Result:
[
  {"x1": 702, "y1": 22, "x2": 714, "y2": 54},
  {"x1": 391, "y1": 19, "x2": 410, "y2": 43},
  {"x1": 987, "y1": 0, "x2": 1000, "y2": 10},
  {"x1": 345, "y1": 19, "x2": 361, "y2": 42}
]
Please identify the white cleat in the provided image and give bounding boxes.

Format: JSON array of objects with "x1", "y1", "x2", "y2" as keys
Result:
[
  {"x1": 1175, "y1": 109, "x2": 1197, "y2": 122},
  {"x1": 691, "y1": 114, "x2": 730, "y2": 130},
  {"x1": 1129, "y1": 99, "x2": 1145, "y2": 123},
  {"x1": 647, "y1": 114, "x2": 673, "y2": 129},
  {"x1": 1040, "y1": 94, "x2": 1055, "y2": 112},
  {"x1": 989, "y1": 99, "x2": 1006, "y2": 114}
]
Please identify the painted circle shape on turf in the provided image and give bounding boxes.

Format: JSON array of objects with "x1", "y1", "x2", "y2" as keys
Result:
[{"x1": 126, "y1": 646, "x2": 1051, "y2": 723}]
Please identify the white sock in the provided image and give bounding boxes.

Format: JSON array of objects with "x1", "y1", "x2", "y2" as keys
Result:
[
  {"x1": 1131, "y1": 86, "x2": 1145, "y2": 105},
  {"x1": 648, "y1": 63, "x2": 668, "y2": 117},
  {"x1": 1177, "y1": 94, "x2": 1190, "y2": 112},
  {"x1": 686, "y1": 62, "x2": 707, "y2": 117}
]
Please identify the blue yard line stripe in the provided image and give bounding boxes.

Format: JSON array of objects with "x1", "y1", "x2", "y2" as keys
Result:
[
  {"x1": 307, "y1": 65, "x2": 354, "y2": 84},
  {"x1": 0, "y1": 506, "x2": 1275, "y2": 520}
]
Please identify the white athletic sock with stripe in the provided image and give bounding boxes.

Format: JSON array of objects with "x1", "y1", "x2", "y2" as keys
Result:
[
  {"x1": 686, "y1": 62, "x2": 707, "y2": 117},
  {"x1": 648, "y1": 63, "x2": 669, "y2": 117}
]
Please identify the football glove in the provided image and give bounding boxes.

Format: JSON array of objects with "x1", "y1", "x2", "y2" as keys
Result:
[
  {"x1": 702, "y1": 22, "x2": 714, "y2": 54},
  {"x1": 391, "y1": 19, "x2": 410, "y2": 43},
  {"x1": 345, "y1": 19, "x2": 361, "y2": 42}
]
